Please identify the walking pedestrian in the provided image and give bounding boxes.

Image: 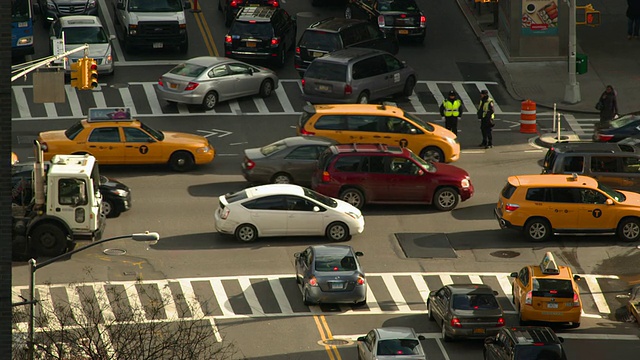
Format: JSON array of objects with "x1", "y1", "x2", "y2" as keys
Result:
[
  {"x1": 596, "y1": 85, "x2": 619, "y2": 125},
  {"x1": 439, "y1": 90, "x2": 463, "y2": 135},
  {"x1": 477, "y1": 90, "x2": 495, "y2": 149},
  {"x1": 627, "y1": 0, "x2": 640, "y2": 39}
]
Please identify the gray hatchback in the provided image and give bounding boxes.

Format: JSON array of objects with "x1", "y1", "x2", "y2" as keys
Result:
[{"x1": 301, "y1": 48, "x2": 416, "y2": 104}]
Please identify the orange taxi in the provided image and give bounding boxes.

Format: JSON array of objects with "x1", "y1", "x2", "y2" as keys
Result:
[
  {"x1": 510, "y1": 252, "x2": 582, "y2": 328},
  {"x1": 37, "y1": 107, "x2": 215, "y2": 171}
]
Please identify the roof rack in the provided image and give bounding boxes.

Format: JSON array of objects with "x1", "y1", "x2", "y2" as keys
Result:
[{"x1": 87, "y1": 107, "x2": 133, "y2": 122}]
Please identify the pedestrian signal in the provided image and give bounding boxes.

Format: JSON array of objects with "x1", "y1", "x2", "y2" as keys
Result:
[
  {"x1": 86, "y1": 58, "x2": 99, "y2": 89},
  {"x1": 69, "y1": 59, "x2": 84, "y2": 90},
  {"x1": 585, "y1": 11, "x2": 600, "y2": 26}
]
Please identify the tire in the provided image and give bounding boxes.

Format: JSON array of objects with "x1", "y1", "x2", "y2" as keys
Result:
[
  {"x1": 441, "y1": 321, "x2": 452, "y2": 342},
  {"x1": 433, "y1": 187, "x2": 459, "y2": 211},
  {"x1": 345, "y1": 6, "x2": 353, "y2": 19},
  {"x1": 523, "y1": 218, "x2": 551, "y2": 242},
  {"x1": 31, "y1": 223, "x2": 68, "y2": 257},
  {"x1": 259, "y1": 79, "x2": 274, "y2": 98},
  {"x1": 202, "y1": 91, "x2": 218, "y2": 110},
  {"x1": 169, "y1": 151, "x2": 195, "y2": 172},
  {"x1": 356, "y1": 92, "x2": 369, "y2": 104},
  {"x1": 403, "y1": 76, "x2": 416, "y2": 97},
  {"x1": 235, "y1": 224, "x2": 258, "y2": 242},
  {"x1": 326, "y1": 222, "x2": 349, "y2": 242},
  {"x1": 101, "y1": 199, "x2": 121, "y2": 218},
  {"x1": 428, "y1": 301, "x2": 434, "y2": 321},
  {"x1": 340, "y1": 188, "x2": 365, "y2": 209},
  {"x1": 274, "y1": 48, "x2": 286, "y2": 68},
  {"x1": 617, "y1": 218, "x2": 640, "y2": 242},
  {"x1": 271, "y1": 172, "x2": 292, "y2": 184},
  {"x1": 420, "y1": 146, "x2": 445, "y2": 163}
]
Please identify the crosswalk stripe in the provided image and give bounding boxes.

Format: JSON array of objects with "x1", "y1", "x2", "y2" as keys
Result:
[
  {"x1": 210, "y1": 279, "x2": 234, "y2": 317},
  {"x1": 177, "y1": 102, "x2": 190, "y2": 114},
  {"x1": 584, "y1": 275, "x2": 610, "y2": 314},
  {"x1": 93, "y1": 89, "x2": 107, "y2": 108},
  {"x1": 44, "y1": 102, "x2": 58, "y2": 118},
  {"x1": 408, "y1": 91, "x2": 426, "y2": 114},
  {"x1": 439, "y1": 274, "x2": 453, "y2": 287},
  {"x1": 65, "y1": 85, "x2": 83, "y2": 118},
  {"x1": 124, "y1": 284, "x2": 146, "y2": 323},
  {"x1": 93, "y1": 284, "x2": 116, "y2": 323},
  {"x1": 452, "y1": 82, "x2": 476, "y2": 113},
  {"x1": 178, "y1": 279, "x2": 205, "y2": 319},
  {"x1": 381, "y1": 274, "x2": 411, "y2": 312},
  {"x1": 228, "y1": 99, "x2": 242, "y2": 114},
  {"x1": 238, "y1": 277, "x2": 265, "y2": 316},
  {"x1": 274, "y1": 85, "x2": 294, "y2": 113},
  {"x1": 66, "y1": 285, "x2": 88, "y2": 325},
  {"x1": 411, "y1": 274, "x2": 430, "y2": 304},
  {"x1": 468, "y1": 275, "x2": 482, "y2": 285},
  {"x1": 142, "y1": 83, "x2": 163, "y2": 115},
  {"x1": 426, "y1": 81, "x2": 445, "y2": 106},
  {"x1": 365, "y1": 284, "x2": 381, "y2": 313},
  {"x1": 158, "y1": 281, "x2": 178, "y2": 320},
  {"x1": 496, "y1": 274, "x2": 515, "y2": 305},
  {"x1": 38, "y1": 287, "x2": 62, "y2": 331},
  {"x1": 254, "y1": 97, "x2": 269, "y2": 114},
  {"x1": 268, "y1": 276, "x2": 293, "y2": 315},
  {"x1": 13, "y1": 86, "x2": 31, "y2": 118},
  {"x1": 118, "y1": 87, "x2": 137, "y2": 116}
]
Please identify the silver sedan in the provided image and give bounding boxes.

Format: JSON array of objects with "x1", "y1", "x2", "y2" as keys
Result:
[{"x1": 157, "y1": 56, "x2": 279, "y2": 110}]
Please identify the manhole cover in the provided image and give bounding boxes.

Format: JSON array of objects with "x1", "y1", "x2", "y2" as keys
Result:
[
  {"x1": 103, "y1": 248, "x2": 127, "y2": 256},
  {"x1": 322, "y1": 339, "x2": 349, "y2": 346},
  {"x1": 490, "y1": 250, "x2": 520, "y2": 258}
]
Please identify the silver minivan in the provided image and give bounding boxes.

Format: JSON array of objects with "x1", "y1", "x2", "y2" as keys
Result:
[{"x1": 301, "y1": 48, "x2": 416, "y2": 104}]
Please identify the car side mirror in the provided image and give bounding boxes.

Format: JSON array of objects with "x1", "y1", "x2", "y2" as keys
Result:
[
  {"x1": 606, "y1": 198, "x2": 614, "y2": 205},
  {"x1": 573, "y1": 274, "x2": 582, "y2": 281},
  {"x1": 294, "y1": 252, "x2": 301, "y2": 259},
  {"x1": 484, "y1": 337, "x2": 496, "y2": 345},
  {"x1": 417, "y1": 335, "x2": 426, "y2": 341},
  {"x1": 355, "y1": 251, "x2": 364, "y2": 257},
  {"x1": 313, "y1": 206, "x2": 320, "y2": 212},
  {"x1": 510, "y1": 272, "x2": 518, "y2": 278},
  {"x1": 409, "y1": 128, "x2": 417, "y2": 134},
  {"x1": 493, "y1": 290, "x2": 499, "y2": 296},
  {"x1": 417, "y1": 169, "x2": 424, "y2": 176},
  {"x1": 357, "y1": 336, "x2": 365, "y2": 342},
  {"x1": 558, "y1": 336, "x2": 564, "y2": 343},
  {"x1": 183, "y1": 1, "x2": 191, "y2": 9}
]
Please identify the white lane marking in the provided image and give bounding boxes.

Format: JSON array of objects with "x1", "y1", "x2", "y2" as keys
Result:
[
  {"x1": 254, "y1": 97, "x2": 269, "y2": 113},
  {"x1": 158, "y1": 281, "x2": 178, "y2": 320},
  {"x1": 584, "y1": 275, "x2": 611, "y2": 314},
  {"x1": 426, "y1": 81, "x2": 445, "y2": 106},
  {"x1": 381, "y1": 274, "x2": 411, "y2": 313},
  {"x1": 44, "y1": 102, "x2": 58, "y2": 118},
  {"x1": 124, "y1": 284, "x2": 146, "y2": 323},
  {"x1": 210, "y1": 279, "x2": 234, "y2": 317},
  {"x1": 92, "y1": 90, "x2": 107, "y2": 108},
  {"x1": 268, "y1": 277, "x2": 293, "y2": 315},
  {"x1": 497, "y1": 274, "x2": 515, "y2": 308},
  {"x1": 118, "y1": 86, "x2": 137, "y2": 116},
  {"x1": 411, "y1": 274, "x2": 430, "y2": 306},
  {"x1": 93, "y1": 284, "x2": 116, "y2": 323},
  {"x1": 439, "y1": 274, "x2": 453, "y2": 286},
  {"x1": 177, "y1": 103, "x2": 189, "y2": 114},
  {"x1": 452, "y1": 82, "x2": 476, "y2": 113},
  {"x1": 142, "y1": 83, "x2": 163, "y2": 115},
  {"x1": 274, "y1": 85, "x2": 294, "y2": 113},
  {"x1": 365, "y1": 284, "x2": 382, "y2": 313},
  {"x1": 468, "y1": 275, "x2": 482, "y2": 284},
  {"x1": 435, "y1": 338, "x2": 452, "y2": 360},
  {"x1": 65, "y1": 85, "x2": 83, "y2": 117},
  {"x1": 37, "y1": 287, "x2": 62, "y2": 331},
  {"x1": 409, "y1": 90, "x2": 426, "y2": 114},
  {"x1": 66, "y1": 285, "x2": 88, "y2": 326},
  {"x1": 228, "y1": 100, "x2": 242, "y2": 114},
  {"x1": 13, "y1": 86, "x2": 31, "y2": 118},
  {"x1": 178, "y1": 279, "x2": 205, "y2": 318},
  {"x1": 238, "y1": 277, "x2": 265, "y2": 316}
]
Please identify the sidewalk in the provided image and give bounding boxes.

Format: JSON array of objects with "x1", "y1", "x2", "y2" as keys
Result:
[{"x1": 456, "y1": 0, "x2": 640, "y2": 115}]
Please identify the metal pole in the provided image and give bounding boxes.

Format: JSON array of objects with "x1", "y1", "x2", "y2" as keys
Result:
[
  {"x1": 552, "y1": 103, "x2": 557, "y2": 132},
  {"x1": 28, "y1": 259, "x2": 36, "y2": 360},
  {"x1": 557, "y1": 112, "x2": 562, "y2": 141},
  {"x1": 563, "y1": 0, "x2": 581, "y2": 103}
]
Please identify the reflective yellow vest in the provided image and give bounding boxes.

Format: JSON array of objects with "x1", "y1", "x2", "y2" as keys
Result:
[
  {"x1": 442, "y1": 99, "x2": 462, "y2": 117},
  {"x1": 478, "y1": 98, "x2": 495, "y2": 119}
]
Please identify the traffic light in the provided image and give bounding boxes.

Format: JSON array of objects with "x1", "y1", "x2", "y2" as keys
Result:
[
  {"x1": 69, "y1": 59, "x2": 84, "y2": 90},
  {"x1": 85, "y1": 58, "x2": 98, "y2": 89},
  {"x1": 586, "y1": 10, "x2": 601, "y2": 26}
]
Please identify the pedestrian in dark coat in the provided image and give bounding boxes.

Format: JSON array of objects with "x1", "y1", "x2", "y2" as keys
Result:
[
  {"x1": 477, "y1": 90, "x2": 495, "y2": 148},
  {"x1": 598, "y1": 85, "x2": 619, "y2": 124},
  {"x1": 627, "y1": 0, "x2": 640, "y2": 39}
]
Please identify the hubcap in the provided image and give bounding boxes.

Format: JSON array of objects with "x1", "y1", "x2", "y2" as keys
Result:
[
  {"x1": 358, "y1": 96, "x2": 368, "y2": 104},
  {"x1": 423, "y1": 150, "x2": 441, "y2": 163},
  {"x1": 623, "y1": 223, "x2": 640, "y2": 239},
  {"x1": 438, "y1": 191, "x2": 456, "y2": 208},
  {"x1": 239, "y1": 227, "x2": 254, "y2": 241},
  {"x1": 206, "y1": 95, "x2": 216, "y2": 108},
  {"x1": 176, "y1": 157, "x2": 186, "y2": 166},
  {"x1": 101, "y1": 201, "x2": 112, "y2": 216},
  {"x1": 529, "y1": 223, "x2": 546, "y2": 239},
  {"x1": 274, "y1": 175, "x2": 290, "y2": 184},
  {"x1": 263, "y1": 82, "x2": 272, "y2": 96},
  {"x1": 40, "y1": 233, "x2": 56, "y2": 248},
  {"x1": 342, "y1": 192, "x2": 361, "y2": 207},
  {"x1": 330, "y1": 225, "x2": 345, "y2": 240}
]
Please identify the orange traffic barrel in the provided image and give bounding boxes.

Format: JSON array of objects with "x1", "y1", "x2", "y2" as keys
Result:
[{"x1": 520, "y1": 100, "x2": 537, "y2": 133}]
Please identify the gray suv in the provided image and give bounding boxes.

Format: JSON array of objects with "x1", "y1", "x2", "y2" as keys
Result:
[
  {"x1": 301, "y1": 48, "x2": 416, "y2": 104},
  {"x1": 542, "y1": 142, "x2": 640, "y2": 192}
]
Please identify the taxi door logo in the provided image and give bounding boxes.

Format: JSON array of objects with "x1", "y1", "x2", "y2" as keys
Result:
[
  {"x1": 592, "y1": 209, "x2": 602, "y2": 218},
  {"x1": 139, "y1": 145, "x2": 149, "y2": 154},
  {"x1": 522, "y1": 0, "x2": 559, "y2": 36}
]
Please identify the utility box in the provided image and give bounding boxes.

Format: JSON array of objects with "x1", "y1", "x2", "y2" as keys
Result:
[{"x1": 576, "y1": 53, "x2": 588, "y2": 74}]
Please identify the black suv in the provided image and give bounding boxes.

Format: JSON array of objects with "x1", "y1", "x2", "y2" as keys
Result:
[
  {"x1": 345, "y1": 0, "x2": 426, "y2": 43},
  {"x1": 218, "y1": 0, "x2": 280, "y2": 27},
  {"x1": 224, "y1": 6, "x2": 296, "y2": 67},
  {"x1": 294, "y1": 17, "x2": 399, "y2": 76},
  {"x1": 484, "y1": 326, "x2": 567, "y2": 360}
]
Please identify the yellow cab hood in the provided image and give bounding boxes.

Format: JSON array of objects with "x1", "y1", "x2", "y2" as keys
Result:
[
  {"x1": 160, "y1": 131, "x2": 209, "y2": 146},
  {"x1": 430, "y1": 122, "x2": 457, "y2": 140},
  {"x1": 619, "y1": 190, "x2": 640, "y2": 206}
]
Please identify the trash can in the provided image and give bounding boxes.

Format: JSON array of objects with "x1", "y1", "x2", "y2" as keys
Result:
[{"x1": 576, "y1": 54, "x2": 588, "y2": 74}]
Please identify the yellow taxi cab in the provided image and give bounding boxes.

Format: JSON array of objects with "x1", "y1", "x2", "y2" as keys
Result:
[
  {"x1": 11, "y1": 152, "x2": 19, "y2": 165},
  {"x1": 510, "y1": 252, "x2": 582, "y2": 328},
  {"x1": 495, "y1": 173, "x2": 640, "y2": 242},
  {"x1": 37, "y1": 107, "x2": 215, "y2": 171},
  {"x1": 296, "y1": 104, "x2": 460, "y2": 163}
]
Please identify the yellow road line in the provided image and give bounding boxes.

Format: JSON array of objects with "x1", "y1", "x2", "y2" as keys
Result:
[
  {"x1": 189, "y1": 0, "x2": 219, "y2": 56},
  {"x1": 313, "y1": 315, "x2": 341, "y2": 360}
]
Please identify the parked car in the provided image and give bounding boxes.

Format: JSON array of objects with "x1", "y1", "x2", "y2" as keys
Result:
[
  {"x1": 37, "y1": 0, "x2": 98, "y2": 27},
  {"x1": 484, "y1": 326, "x2": 567, "y2": 360},
  {"x1": 214, "y1": 184, "x2": 365, "y2": 242},
  {"x1": 312, "y1": 144, "x2": 473, "y2": 210},
  {"x1": 357, "y1": 327, "x2": 427, "y2": 359},
  {"x1": 49, "y1": 15, "x2": 115, "y2": 75},
  {"x1": 157, "y1": 56, "x2": 279, "y2": 110},
  {"x1": 294, "y1": 245, "x2": 366, "y2": 305},
  {"x1": 12, "y1": 162, "x2": 132, "y2": 218},
  {"x1": 593, "y1": 112, "x2": 640, "y2": 142},
  {"x1": 427, "y1": 284, "x2": 505, "y2": 341},
  {"x1": 242, "y1": 136, "x2": 337, "y2": 186},
  {"x1": 224, "y1": 6, "x2": 296, "y2": 68},
  {"x1": 295, "y1": 17, "x2": 398, "y2": 76},
  {"x1": 218, "y1": 0, "x2": 280, "y2": 27},
  {"x1": 345, "y1": 0, "x2": 426, "y2": 43},
  {"x1": 302, "y1": 47, "x2": 416, "y2": 104}
]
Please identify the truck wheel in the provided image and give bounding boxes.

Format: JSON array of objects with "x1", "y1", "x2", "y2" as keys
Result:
[
  {"x1": 31, "y1": 223, "x2": 68, "y2": 256},
  {"x1": 169, "y1": 151, "x2": 195, "y2": 172}
]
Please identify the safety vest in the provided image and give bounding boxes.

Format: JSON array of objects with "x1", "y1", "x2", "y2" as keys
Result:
[
  {"x1": 478, "y1": 98, "x2": 495, "y2": 119},
  {"x1": 442, "y1": 99, "x2": 462, "y2": 117}
]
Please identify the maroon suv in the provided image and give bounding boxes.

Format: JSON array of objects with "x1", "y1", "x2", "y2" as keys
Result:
[{"x1": 311, "y1": 144, "x2": 473, "y2": 210}]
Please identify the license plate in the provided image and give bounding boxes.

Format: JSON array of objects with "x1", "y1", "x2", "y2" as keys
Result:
[
  {"x1": 398, "y1": 30, "x2": 409, "y2": 35},
  {"x1": 246, "y1": 42, "x2": 256, "y2": 47},
  {"x1": 317, "y1": 84, "x2": 330, "y2": 91},
  {"x1": 313, "y1": 51, "x2": 324, "y2": 58},
  {"x1": 153, "y1": 42, "x2": 163, "y2": 49},
  {"x1": 547, "y1": 302, "x2": 559, "y2": 308},
  {"x1": 329, "y1": 282, "x2": 345, "y2": 290},
  {"x1": 473, "y1": 328, "x2": 485, "y2": 334},
  {"x1": 169, "y1": 83, "x2": 178, "y2": 89}
]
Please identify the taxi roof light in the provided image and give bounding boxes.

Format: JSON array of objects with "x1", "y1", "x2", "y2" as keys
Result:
[
  {"x1": 87, "y1": 107, "x2": 133, "y2": 122},
  {"x1": 540, "y1": 252, "x2": 561, "y2": 275}
]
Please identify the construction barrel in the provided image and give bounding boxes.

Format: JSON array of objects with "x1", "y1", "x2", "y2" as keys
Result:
[{"x1": 520, "y1": 100, "x2": 537, "y2": 134}]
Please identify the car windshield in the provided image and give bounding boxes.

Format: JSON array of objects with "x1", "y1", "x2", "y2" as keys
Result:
[
  {"x1": 598, "y1": 182, "x2": 625, "y2": 202},
  {"x1": 225, "y1": 190, "x2": 248, "y2": 203},
  {"x1": 403, "y1": 111, "x2": 433, "y2": 131},
  {"x1": 139, "y1": 122, "x2": 164, "y2": 141},
  {"x1": 378, "y1": 0, "x2": 418, "y2": 12},
  {"x1": 609, "y1": 114, "x2": 640, "y2": 129},
  {"x1": 169, "y1": 63, "x2": 207, "y2": 78},
  {"x1": 304, "y1": 188, "x2": 337, "y2": 208},
  {"x1": 99, "y1": 175, "x2": 108, "y2": 185},
  {"x1": 514, "y1": 345, "x2": 563, "y2": 360},
  {"x1": 452, "y1": 293, "x2": 499, "y2": 310},
  {"x1": 65, "y1": 121, "x2": 85, "y2": 140},
  {"x1": 315, "y1": 255, "x2": 357, "y2": 271},
  {"x1": 304, "y1": 62, "x2": 347, "y2": 81},
  {"x1": 63, "y1": 26, "x2": 109, "y2": 44},
  {"x1": 260, "y1": 141, "x2": 288, "y2": 156},
  {"x1": 231, "y1": 21, "x2": 274, "y2": 37},
  {"x1": 377, "y1": 339, "x2": 421, "y2": 356},
  {"x1": 409, "y1": 151, "x2": 435, "y2": 172},
  {"x1": 299, "y1": 31, "x2": 341, "y2": 52},
  {"x1": 128, "y1": 0, "x2": 183, "y2": 12}
]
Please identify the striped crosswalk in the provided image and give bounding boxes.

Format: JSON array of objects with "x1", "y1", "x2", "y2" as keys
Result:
[
  {"x1": 564, "y1": 114, "x2": 599, "y2": 140},
  {"x1": 10, "y1": 80, "x2": 514, "y2": 121}
]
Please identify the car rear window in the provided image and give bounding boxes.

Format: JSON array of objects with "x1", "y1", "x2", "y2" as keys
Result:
[
  {"x1": 65, "y1": 121, "x2": 85, "y2": 140},
  {"x1": 314, "y1": 255, "x2": 357, "y2": 271},
  {"x1": 231, "y1": 21, "x2": 274, "y2": 37},
  {"x1": 169, "y1": 63, "x2": 207, "y2": 77},
  {"x1": 260, "y1": 140, "x2": 287, "y2": 156},
  {"x1": 452, "y1": 294, "x2": 499, "y2": 310},
  {"x1": 299, "y1": 31, "x2": 341, "y2": 52},
  {"x1": 532, "y1": 279, "x2": 574, "y2": 298},
  {"x1": 377, "y1": 339, "x2": 421, "y2": 356},
  {"x1": 514, "y1": 345, "x2": 564, "y2": 360},
  {"x1": 304, "y1": 62, "x2": 347, "y2": 82},
  {"x1": 378, "y1": 0, "x2": 418, "y2": 12},
  {"x1": 225, "y1": 190, "x2": 248, "y2": 203},
  {"x1": 501, "y1": 182, "x2": 517, "y2": 199}
]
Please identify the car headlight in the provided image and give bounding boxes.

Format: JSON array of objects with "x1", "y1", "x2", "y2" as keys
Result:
[
  {"x1": 345, "y1": 211, "x2": 360, "y2": 219},
  {"x1": 104, "y1": 54, "x2": 112, "y2": 64},
  {"x1": 197, "y1": 146, "x2": 210, "y2": 153},
  {"x1": 88, "y1": 0, "x2": 97, "y2": 8},
  {"x1": 461, "y1": 177, "x2": 470, "y2": 188},
  {"x1": 446, "y1": 137, "x2": 457, "y2": 145},
  {"x1": 109, "y1": 189, "x2": 128, "y2": 197}
]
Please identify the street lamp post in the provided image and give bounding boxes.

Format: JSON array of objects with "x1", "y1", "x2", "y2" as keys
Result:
[
  {"x1": 563, "y1": 0, "x2": 581, "y2": 104},
  {"x1": 27, "y1": 232, "x2": 160, "y2": 360}
]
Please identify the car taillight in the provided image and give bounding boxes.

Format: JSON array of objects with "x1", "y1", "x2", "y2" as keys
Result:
[
  {"x1": 572, "y1": 292, "x2": 580, "y2": 307},
  {"x1": 244, "y1": 157, "x2": 255, "y2": 170},
  {"x1": 230, "y1": 0, "x2": 242, "y2": 7},
  {"x1": 597, "y1": 134, "x2": 614, "y2": 142},
  {"x1": 504, "y1": 203, "x2": 519, "y2": 212},
  {"x1": 225, "y1": 35, "x2": 232, "y2": 44},
  {"x1": 450, "y1": 318, "x2": 462, "y2": 328},
  {"x1": 158, "y1": 78, "x2": 164, "y2": 87},
  {"x1": 267, "y1": 0, "x2": 279, "y2": 7},
  {"x1": 321, "y1": 171, "x2": 331, "y2": 182},
  {"x1": 308, "y1": 276, "x2": 318, "y2": 286},
  {"x1": 400, "y1": 13, "x2": 406, "y2": 18},
  {"x1": 300, "y1": 128, "x2": 315, "y2": 136},
  {"x1": 271, "y1": 37, "x2": 280, "y2": 45},
  {"x1": 184, "y1": 82, "x2": 199, "y2": 91},
  {"x1": 344, "y1": 84, "x2": 352, "y2": 95},
  {"x1": 525, "y1": 291, "x2": 532, "y2": 305},
  {"x1": 220, "y1": 208, "x2": 230, "y2": 220},
  {"x1": 295, "y1": 47, "x2": 300, "y2": 55},
  {"x1": 497, "y1": 317, "x2": 505, "y2": 327},
  {"x1": 377, "y1": 15, "x2": 385, "y2": 27},
  {"x1": 357, "y1": 276, "x2": 365, "y2": 285},
  {"x1": 301, "y1": 79, "x2": 305, "y2": 88},
  {"x1": 420, "y1": 15, "x2": 426, "y2": 27}
]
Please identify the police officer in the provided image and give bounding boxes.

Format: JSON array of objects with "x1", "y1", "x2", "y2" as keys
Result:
[
  {"x1": 477, "y1": 89, "x2": 495, "y2": 149},
  {"x1": 439, "y1": 91, "x2": 463, "y2": 135}
]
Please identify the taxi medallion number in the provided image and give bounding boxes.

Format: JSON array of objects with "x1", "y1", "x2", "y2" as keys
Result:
[
  {"x1": 398, "y1": 30, "x2": 409, "y2": 35},
  {"x1": 473, "y1": 328, "x2": 485, "y2": 334},
  {"x1": 317, "y1": 84, "x2": 330, "y2": 91},
  {"x1": 247, "y1": 42, "x2": 257, "y2": 47}
]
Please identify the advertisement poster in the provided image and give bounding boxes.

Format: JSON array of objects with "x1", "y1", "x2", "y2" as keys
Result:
[{"x1": 521, "y1": 0, "x2": 559, "y2": 36}]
